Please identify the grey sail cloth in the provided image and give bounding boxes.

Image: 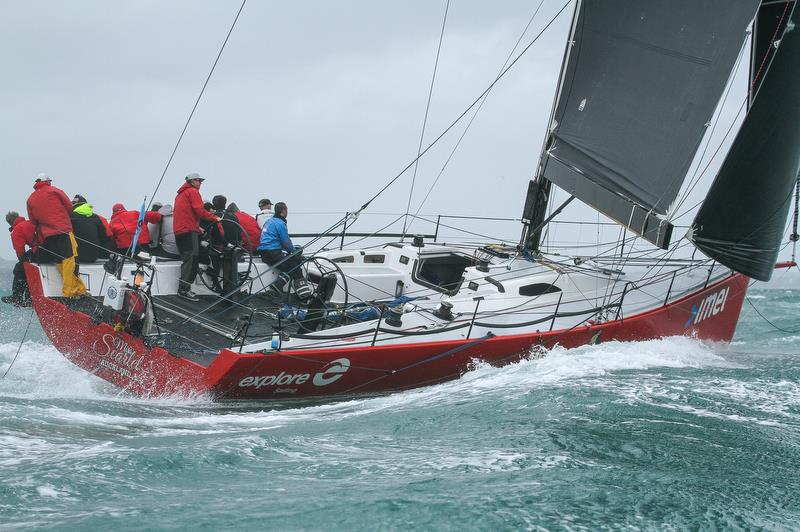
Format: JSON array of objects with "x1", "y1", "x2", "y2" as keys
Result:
[
  {"x1": 539, "y1": 0, "x2": 759, "y2": 248},
  {"x1": 148, "y1": 204, "x2": 179, "y2": 256},
  {"x1": 691, "y1": 3, "x2": 800, "y2": 282}
]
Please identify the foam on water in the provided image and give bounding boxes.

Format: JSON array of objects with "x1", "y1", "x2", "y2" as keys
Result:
[
  {"x1": 2, "y1": 289, "x2": 800, "y2": 530},
  {"x1": 0, "y1": 341, "x2": 106, "y2": 400},
  {"x1": 357, "y1": 336, "x2": 733, "y2": 413},
  {"x1": 0, "y1": 334, "x2": 744, "y2": 432}
]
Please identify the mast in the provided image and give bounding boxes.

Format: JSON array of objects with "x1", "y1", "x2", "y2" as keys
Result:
[{"x1": 521, "y1": 0, "x2": 582, "y2": 253}]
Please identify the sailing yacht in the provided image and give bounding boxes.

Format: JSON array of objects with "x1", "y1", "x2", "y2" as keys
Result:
[{"x1": 21, "y1": 0, "x2": 800, "y2": 399}]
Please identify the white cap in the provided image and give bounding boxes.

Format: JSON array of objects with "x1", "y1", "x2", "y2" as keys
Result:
[{"x1": 35, "y1": 173, "x2": 51, "y2": 182}]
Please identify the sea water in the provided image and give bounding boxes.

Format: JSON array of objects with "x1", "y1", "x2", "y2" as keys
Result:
[{"x1": 1, "y1": 282, "x2": 799, "y2": 530}]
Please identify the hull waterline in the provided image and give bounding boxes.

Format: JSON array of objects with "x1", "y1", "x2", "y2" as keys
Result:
[{"x1": 25, "y1": 263, "x2": 749, "y2": 401}]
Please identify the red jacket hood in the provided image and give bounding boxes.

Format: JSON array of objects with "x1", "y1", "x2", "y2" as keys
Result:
[
  {"x1": 177, "y1": 182, "x2": 194, "y2": 194},
  {"x1": 12, "y1": 216, "x2": 27, "y2": 229},
  {"x1": 33, "y1": 181, "x2": 50, "y2": 191}
]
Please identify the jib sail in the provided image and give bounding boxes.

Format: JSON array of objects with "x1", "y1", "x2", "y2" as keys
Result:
[{"x1": 690, "y1": 2, "x2": 800, "y2": 281}]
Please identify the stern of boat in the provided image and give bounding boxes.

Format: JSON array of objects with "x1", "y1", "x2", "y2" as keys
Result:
[{"x1": 24, "y1": 262, "x2": 209, "y2": 398}]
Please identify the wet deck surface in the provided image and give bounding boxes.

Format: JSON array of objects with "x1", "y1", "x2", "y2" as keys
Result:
[{"x1": 57, "y1": 291, "x2": 339, "y2": 367}]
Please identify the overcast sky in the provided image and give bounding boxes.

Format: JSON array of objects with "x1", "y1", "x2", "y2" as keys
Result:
[
  {"x1": 2, "y1": 0, "x2": 793, "y2": 277},
  {"x1": 0, "y1": 0, "x2": 578, "y2": 258}
]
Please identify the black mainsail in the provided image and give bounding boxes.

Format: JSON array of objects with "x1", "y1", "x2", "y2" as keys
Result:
[
  {"x1": 535, "y1": 0, "x2": 759, "y2": 249},
  {"x1": 691, "y1": 2, "x2": 800, "y2": 281}
]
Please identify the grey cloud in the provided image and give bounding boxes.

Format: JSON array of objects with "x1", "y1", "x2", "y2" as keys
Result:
[{"x1": 1, "y1": 0, "x2": 571, "y2": 259}]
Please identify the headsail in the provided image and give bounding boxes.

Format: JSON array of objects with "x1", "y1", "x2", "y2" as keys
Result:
[
  {"x1": 537, "y1": 0, "x2": 759, "y2": 249},
  {"x1": 690, "y1": 2, "x2": 800, "y2": 281},
  {"x1": 750, "y1": 0, "x2": 797, "y2": 101}
]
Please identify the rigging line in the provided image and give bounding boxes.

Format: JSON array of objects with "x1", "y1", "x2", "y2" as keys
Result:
[
  {"x1": 749, "y1": 0, "x2": 792, "y2": 100},
  {"x1": 402, "y1": 0, "x2": 451, "y2": 239},
  {"x1": 145, "y1": 0, "x2": 248, "y2": 209},
  {"x1": 342, "y1": 213, "x2": 407, "y2": 247},
  {"x1": 628, "y1": 237, "x2": 687, "y2": 294},
  {"x1": 668, "y1": 32, "x2": 750, "y2": 219},
  {"x1": 354, "y1": 0, "x2": 573, "y2": 216},
  {"x1": 669, "y1": 95, "x2": 749, "y2": 221},
  {"x1": 601, "y1": 225, "x2": 625, "y2": 306},
  {"x1": 1, "y1": 309, "x2": 35, "y2": 379},
  {"x1": 410, "y1": 214, "x2": 515, "y2": 243},
  {"x1": 791, "y1": 171, "x2": 800, "y2": 263},
  {"x1": 670, "y1": 11, "x2": 797, "y2": 228},
  {"x1": 68, "y1": 279, "x2": 222, "y2": 353},
  {"x1": 745, "y1": 294, "x2": 800, "y2": 334},
  {"x1": 690, "y1": 177, "x2": 800, "y2": 257},
  {"x1": 405, "y1": 0, "x2": 547, "y2": 234},
  {"x1": 30, "y1": 248, "x2": 227, "y2": 351},
  {"x1": 289, "y1": 3, "x2": 571, "y2": 253}
]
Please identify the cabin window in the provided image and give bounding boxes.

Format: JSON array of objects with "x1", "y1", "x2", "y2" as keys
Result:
[
  {"x1": 519, "y1": 283, "x2": 561, "y2": 297},
  {"x1": 333, "y1": 256, "x2": 354, "y2": 263},
  {"x1": 364, "y1": 254, "x2": 386, "y2": 264},
  {"x1": 413, "y1": 254, "x2": 474, "y2": 295}
]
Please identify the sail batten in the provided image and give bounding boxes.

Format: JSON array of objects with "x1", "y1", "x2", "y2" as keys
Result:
[{"x1": 538, "y1": 0, "x2": 759, "y2": 249}]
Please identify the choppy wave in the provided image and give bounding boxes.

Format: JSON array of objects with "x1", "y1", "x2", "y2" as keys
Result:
[
  {"x1": 1, "y1": 290, "x2": 800, "y2": 530},
  {"x1": 0, "y1": 334, "x2": 730, "y2": 411}
]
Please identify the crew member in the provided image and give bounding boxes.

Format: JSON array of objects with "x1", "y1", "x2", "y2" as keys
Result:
[
  {"x1": 148, "y1": 202, "x2": 180, "y2": 259},
  {"x1": 70, "y1": 195, "x2": 112, "y2": 263},
  {"x1": 212, "y1": 195, "x2": 242, "y2": 301},
  {"x1": 227, "y1": 202, "x2": 261, "y2": 253},
  {"x1": 3, "y1": 211, "x2": 37, "y2": 306},
  {"x1": 173, "y1": 173, "x2": 220, "y2": 301},
  {"x1": 255, "y1": 198, "x2": 273, "y2": 229},
  {"x1": 25, "y1": 174, "x2": 85, "y2": 297},
  {"x1": 109, "y1": 203, "x2": 162, "y2": 256},
  {"x1": 199, "y1": 201, "x2": 224, "y2": 291},
  {"x1": 258, "y1": 202, "x2": 310, "y2": 297}
]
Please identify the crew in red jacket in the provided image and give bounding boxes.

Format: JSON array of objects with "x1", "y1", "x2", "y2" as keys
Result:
[
  {"x1": 226, "y1": 203, "x2": 261, "y2": 253},
  {"x1": 173, "y1": 173, "x2": 219, "y2": 300},
  {"x1": 3, "y1": 211, "x2": 38, "y2": 306},
  {"x1": 109, "y1": 203, "x2": 162, "y2": 255},
  {"x1": 25, "y1": 174, "x2": 85, "y2": 297},
  {"x1": 8, "y1": 213, "x2": 37, "y2": 260}
]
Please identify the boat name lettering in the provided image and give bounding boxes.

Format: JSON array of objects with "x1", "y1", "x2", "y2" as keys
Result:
[
  {"x1": 685, "y1": 286, "x2": 729, "y2": 328},
  {"x1": 92, "y1": 333, "x2": 145, "y2": 372},
  {"x1": 239, "y1": 358, "x2": 351, "y2": 389}
]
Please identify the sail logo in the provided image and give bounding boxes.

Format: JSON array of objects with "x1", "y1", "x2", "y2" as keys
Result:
[
  {"x1": 238, "y1": 358, "x2": 351, "y2": 389},
  {"x1": 685, "y1": 287, "x2": 729, "y2": 328}
]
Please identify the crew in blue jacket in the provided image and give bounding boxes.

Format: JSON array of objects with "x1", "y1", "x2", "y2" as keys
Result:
[
  {"x1": 258, "y1": 202, "x2": 307, "y2": 295},
  {"x1": 259, "y1": 202, "x2": 295, "y2": 254}
]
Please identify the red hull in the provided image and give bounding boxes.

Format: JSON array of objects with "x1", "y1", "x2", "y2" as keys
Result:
[{"x1": 25, "y1": 264, "x2": 749, "y2": 401}]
